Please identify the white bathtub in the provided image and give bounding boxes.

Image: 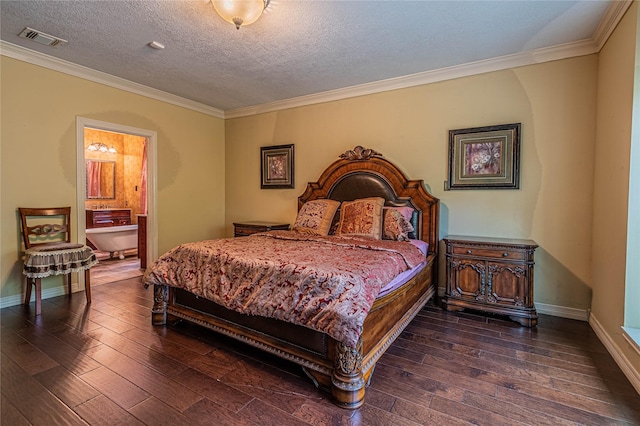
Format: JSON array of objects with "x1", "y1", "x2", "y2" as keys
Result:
[{"x1": 86, "y1": 224, "x2": 138, "y2": 259}]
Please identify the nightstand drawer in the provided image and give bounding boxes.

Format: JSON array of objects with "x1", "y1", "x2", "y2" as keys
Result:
[
  {"x1": 233, "y1": 221, "x2": 290, "y2": 237},
  {"x1": 452, "y1": 246, "x2": 525, "y2": 260}
]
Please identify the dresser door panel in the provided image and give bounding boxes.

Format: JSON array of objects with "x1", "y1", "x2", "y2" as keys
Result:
[
  {"x1": 451, "y1": 260, "x2": 484, "y2": 299},
  {"x1": 489, "y1": 263, "x2": 527, "y2": 306}
]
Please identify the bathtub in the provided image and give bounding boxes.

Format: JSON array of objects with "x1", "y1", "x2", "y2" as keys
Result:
[{"x1": 86, "y1": 224, "x2": 138, "y2": 259}]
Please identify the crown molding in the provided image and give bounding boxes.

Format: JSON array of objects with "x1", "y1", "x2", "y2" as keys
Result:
[
  {"x1": 225, "y1": 38, "x2": 598, "y2": 119},
  {"x1": 593, "y1": 0, "x2": 633, "y2": 51},
  {"x1": 0, "y1": 41, "x2": 225, "y2": 119}
]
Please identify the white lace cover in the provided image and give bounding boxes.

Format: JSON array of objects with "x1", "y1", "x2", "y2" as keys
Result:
[{"x1": 23, "y1": 243, "x2": 98, "y2": 278}]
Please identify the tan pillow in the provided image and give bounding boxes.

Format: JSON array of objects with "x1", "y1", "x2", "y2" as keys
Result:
[
  {"x1": 336, "y1": 197, "x2": 385, "y2": 239},
  {"x1": 382, "y1": 207, "x2": 414, "y2": 241},
  {"x1": 293, "y1": 199, "x2": 340, "y2": 236}
]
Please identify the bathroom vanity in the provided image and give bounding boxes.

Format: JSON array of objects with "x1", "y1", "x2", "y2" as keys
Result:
[{"x1": 86, "y1": 208, "x2": 132, "y2": 228}]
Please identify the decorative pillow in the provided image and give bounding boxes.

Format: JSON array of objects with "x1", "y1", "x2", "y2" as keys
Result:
[
  {"x1": 293, "y1": 199, "x2": 340, "y2": 236},
  {"x1": 385, "y1": 206, "x2": 414, "y2": 223},
  {"x1": 382, "y1": 207, "x2": 415, "y2": 241},
  {"x1": 336, "y1": 197, "x2": 385, "y2": 239}
]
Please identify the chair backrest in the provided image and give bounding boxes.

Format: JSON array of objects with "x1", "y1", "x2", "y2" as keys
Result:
[{"x1": 19, "y1": 207, "x2": 72, "y2": 249}]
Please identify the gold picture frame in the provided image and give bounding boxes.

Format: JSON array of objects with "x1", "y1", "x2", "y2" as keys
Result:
[
  {"x1": 447, "y1": 123, "x2": 521, "y2": 190},
  {"x1": 261, "y1": 144, "x2": 294, "y2": 189}
]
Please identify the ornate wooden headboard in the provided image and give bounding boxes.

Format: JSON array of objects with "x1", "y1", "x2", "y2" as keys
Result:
[{"x1": 298, "y1": 146, "x2": 440, "y2": 257}]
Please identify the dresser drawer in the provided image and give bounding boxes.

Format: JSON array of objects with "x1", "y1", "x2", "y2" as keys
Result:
[{"x1": 452, "y1": 246, "x2": 525, "y2": 261}]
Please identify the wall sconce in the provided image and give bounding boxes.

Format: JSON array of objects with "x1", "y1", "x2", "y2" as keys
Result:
[
  {"x1": 87, "y1": 143, "x2": 117, "y2": 153},
  {"x1": 211, "y1": 0, "x2": 270, "y2": 30}
]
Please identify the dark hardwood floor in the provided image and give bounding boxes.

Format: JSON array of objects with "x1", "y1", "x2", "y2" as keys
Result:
[{"x1": 2, "y1": 277, "x2": 639, "y2": 425}]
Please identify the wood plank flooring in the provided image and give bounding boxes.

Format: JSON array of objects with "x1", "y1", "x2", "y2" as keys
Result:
[
  {"x1": 2, "y1": 277, "x2": 639, "y2": 425},
  {"x1": 90, "y1": 253, "x2": 142, "y2": 286}
]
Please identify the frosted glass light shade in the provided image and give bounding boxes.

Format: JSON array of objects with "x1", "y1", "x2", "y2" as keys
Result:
[
  {"x1": 212, "y1": 0, "x2": 266, "y2": 29},
  {"x1": 86, "y1": 142, "x2": 116, "y2": 154}
]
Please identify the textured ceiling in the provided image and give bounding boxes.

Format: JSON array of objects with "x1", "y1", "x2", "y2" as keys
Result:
[{"x1": 0, "y1": 1, "x2": 618, "y2": 113}]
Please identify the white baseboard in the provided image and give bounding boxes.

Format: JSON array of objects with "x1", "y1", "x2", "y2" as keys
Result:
[
  {"x1": 535, "y1": 302, "x2": 590, "y2": 321},
  {"x1": 590, "y1": 313, "x2": 640, "y2": 395},
  {"x1": 0, "y1": 282, "x2": 83, "y2": 310},
  {"x1": 436, "y1": 287, "x2": 590, "y2": 322}
]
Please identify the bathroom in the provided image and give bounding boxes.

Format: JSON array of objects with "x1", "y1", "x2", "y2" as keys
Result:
[{"x1": 84, "y1": 128, "x2": 147, "y2": 284}]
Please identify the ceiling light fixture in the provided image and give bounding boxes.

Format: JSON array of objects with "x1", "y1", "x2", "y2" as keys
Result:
[
  {"x1": 86, "y1": 143, "x2": 117, "y2": 154},
  {"x1": 211, "y1": 0, "x2": 270, "y2": 30}
]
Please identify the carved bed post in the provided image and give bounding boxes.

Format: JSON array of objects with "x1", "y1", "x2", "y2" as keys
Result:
[
  {"x1": 152, "y1": 284, "x2": 169, "y2": 325},
  {"x1": 331, "y1": 339, "x2": 365, "y2": 409}
]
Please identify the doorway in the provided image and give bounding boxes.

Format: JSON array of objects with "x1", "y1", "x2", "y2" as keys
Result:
[{"x1": 76, "y1": 117, "x2": 157, "y2": 287}]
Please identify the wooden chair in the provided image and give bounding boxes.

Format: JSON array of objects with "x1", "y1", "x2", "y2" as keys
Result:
[{"x1": 19, "y1": 207, "x2": 97, "y2": 315}]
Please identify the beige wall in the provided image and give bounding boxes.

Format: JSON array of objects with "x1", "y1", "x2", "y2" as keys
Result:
[
  {"x1": 592, "y1": 2, "x2": 640, "y2": 374},
  {"x1": 1, "y1": 56, "x2": 226, "y2": 299},
  {"x1": 225, "y1": 56, "x2": 598, "y2": 311}
]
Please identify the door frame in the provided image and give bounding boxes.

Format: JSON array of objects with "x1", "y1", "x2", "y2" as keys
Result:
[{"x1": 76, "y1": 117, "x2": 158, "y2": 280}]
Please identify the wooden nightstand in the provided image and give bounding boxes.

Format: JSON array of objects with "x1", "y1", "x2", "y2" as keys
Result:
[
  {"x1": 233, "y1": 221, "x2": 290, "y2": 237},
  {"x1": 442, "y1": 235, "x2": 538, "y2": 327}
]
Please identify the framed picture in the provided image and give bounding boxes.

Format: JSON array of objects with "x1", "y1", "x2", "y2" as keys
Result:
[
  {"x1": 260, "y1": 144, "x2": 294, "y2": 189},
  {"x1": 447, "y1": 123, "x2": 521, "y2": 190}
]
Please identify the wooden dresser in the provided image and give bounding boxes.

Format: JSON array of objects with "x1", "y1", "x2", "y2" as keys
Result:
[
  {"x1": 233, "y1": 221, "x2": 290, "y2": 237},
  {"x1": 86, "y1": 209, "x2": 132, "y2": 228},
  {"x1": 442, "y1": 235, "x2": 538, "y2": 327}
]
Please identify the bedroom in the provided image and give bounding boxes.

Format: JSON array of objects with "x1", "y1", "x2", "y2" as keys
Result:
[{"x1": 1, "y1": 0, "x2": 639, "y2": 423}]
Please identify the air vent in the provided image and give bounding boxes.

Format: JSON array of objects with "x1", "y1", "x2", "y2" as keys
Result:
[{"x1": 18, "y1": 27, "x2": 67, "y2": 47}]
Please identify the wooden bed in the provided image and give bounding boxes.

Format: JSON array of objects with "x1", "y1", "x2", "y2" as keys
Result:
[{"x1": 148, "y1": 146, "x2": 439, "y2": 409}]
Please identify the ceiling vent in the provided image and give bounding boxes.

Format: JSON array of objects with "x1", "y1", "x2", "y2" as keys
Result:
[{"x1": 18, "y1": 27, "x2": 67, "y2": 47}]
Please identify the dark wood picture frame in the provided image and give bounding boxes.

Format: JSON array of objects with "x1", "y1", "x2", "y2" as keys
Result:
[
  {"x1": 261, "y1": 144, "x2": 294, "y2": 189},
  {"x1": 448, "y1": 123, "x2": 521, "y2": 190}
]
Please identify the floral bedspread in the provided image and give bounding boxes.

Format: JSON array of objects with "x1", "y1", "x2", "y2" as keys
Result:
[{"x1": 143, "y1": 230, "x2": 425, "y2": 348}]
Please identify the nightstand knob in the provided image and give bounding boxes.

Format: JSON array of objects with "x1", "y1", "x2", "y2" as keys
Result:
[
  {"x1": 502, "y1": 252, "x2": 508, "y2": 257},
  {"x1": 466, "y1": 250, "x2": 472, "y2": 254}
]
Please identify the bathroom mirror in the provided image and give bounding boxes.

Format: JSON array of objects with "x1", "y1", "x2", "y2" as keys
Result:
[{"x1": 86, "y1": 160, "x2": 116, "y2": 199}]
